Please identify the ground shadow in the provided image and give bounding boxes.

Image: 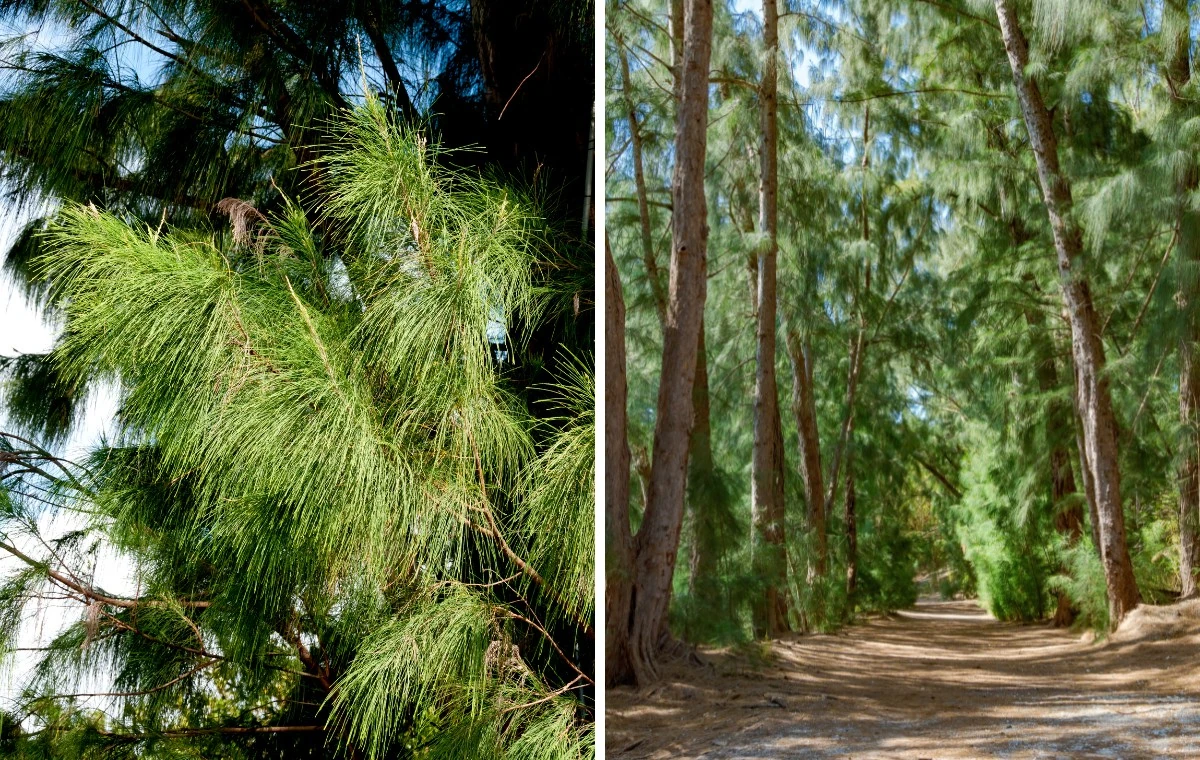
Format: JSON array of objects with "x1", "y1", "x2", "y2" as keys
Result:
[{"x1": 606, "y1": 598, "x2": 1200, "y2": 759}]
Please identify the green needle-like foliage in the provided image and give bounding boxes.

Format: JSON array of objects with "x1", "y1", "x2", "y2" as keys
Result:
[
  {"x1": 609, "y1": 0, "x2": 1199, "y2": 648},
  {"x1": 0, "y1": 97, "x2": 593, "y2": 758},
  {"x1": 514, "y1": 355, "x2": 595, "y2": 627}
]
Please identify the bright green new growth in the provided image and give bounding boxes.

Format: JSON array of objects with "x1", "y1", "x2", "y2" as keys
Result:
[{"x1": 0, "y1": 97, "x2": 593, "y2": 758}]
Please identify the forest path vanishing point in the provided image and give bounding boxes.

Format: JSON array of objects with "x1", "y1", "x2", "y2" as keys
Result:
[{"x1": 607, "y1": 599, "x2": 1200, "y2": 758}]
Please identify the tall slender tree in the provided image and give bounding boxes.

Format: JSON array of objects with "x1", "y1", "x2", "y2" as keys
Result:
[
  {"x1": 606, "y1": 240, "x2": 636, "y2": 687},
  {"x1": 785, "y1": 330, "x2": 826, "y2": 579},
  {"x1": 618, "y1": 0, "x2": 714, "y2": 684},
  {"x1": 992, "y1": 0, "x2": 1140, "y2": 624},
  {"x1": 1163, "y1": 0, "x2": 1200, "y2": 598},
  {"x1": 750, "y1": 0, "x2": 789, "y2": 636}
]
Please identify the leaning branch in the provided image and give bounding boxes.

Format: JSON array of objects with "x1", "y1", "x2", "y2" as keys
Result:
[
  {"x1": 75, "y1": 0, "x2": 201, "y2": 75},
  {"x1": 911, "y1": 0, "x2": 1001, "y2": 30},
  {"x1": 100, "y1": 613, "x2": 318, "y2": 681},
  {"x1": 913, "y1": 455, "x2": 963, "y2": 499},
  {"x1": 0, "y1": 540, "x2": 211, "y2": 611},
  {"x1": 831, "y1": 87, "x2": 1003, "y2": 104},
  {"x1": 39, "y1": 659, "x2": 218, "y2": 701},
  {"x1": 497, "y1": 609, "x2": 594, "y2": 686},
  {"x1": 360, "y1": 2, "x2": 417, "y2": 121}
]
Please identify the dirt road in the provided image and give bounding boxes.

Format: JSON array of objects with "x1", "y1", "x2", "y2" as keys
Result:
[{"x1": 606, "y1": 599, "x2": 1200, "y2": 758}]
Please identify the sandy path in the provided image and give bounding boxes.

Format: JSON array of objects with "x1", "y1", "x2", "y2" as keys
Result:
[{"x1": 606, "y1": 599, "x2": 1200, "y2": 758}]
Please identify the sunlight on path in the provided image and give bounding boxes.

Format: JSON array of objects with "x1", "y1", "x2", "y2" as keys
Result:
[
  {"x1": 607, "y1": 598, "x2": 1200, "y2": 759},
  {"x1": 895, "y1": 600, "x2": 996, "y2": 623}
]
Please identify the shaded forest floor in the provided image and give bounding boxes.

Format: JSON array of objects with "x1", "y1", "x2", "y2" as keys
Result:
[{"x1": 607, "y1": 598, "x2": 1200, "y2": 758}]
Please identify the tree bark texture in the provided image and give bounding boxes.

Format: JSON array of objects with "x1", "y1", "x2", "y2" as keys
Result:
[
  {"x1": 1180, "y1": 342, "x2": 1200, "y2": 597},
  {"x1": 994, "y1": 0, "x2": 1140, "y2": 625},
  {"x1": 628, "y1": 0, "x2": 714, "y2": 684},
  {"x1": 1071, "y1": 366, "x2": 1104, "y2": 556},
  {"x1": 604, "y1": 242, "x2": 636, "y2": 686}
]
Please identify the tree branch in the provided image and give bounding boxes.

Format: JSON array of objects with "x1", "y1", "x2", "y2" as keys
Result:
[
  {"x1": 99, "y1": 725, "x2": 323, "y2": 739},
  {"x1": 468, "y1": 435, "x2": 594, "y2": 638},
  {"x1": 911, "y1": 0, "x2": 1001, "y2": 30},
  {"x1": 0, "y1": 539, "x2": 210, "y2": 610},
  {"x1": 236, "y1": 0, "x2": 347, "y2": 110},
  {"x1": 40, "y1": 658, "x2": 218, "y2": 701},
  {"x1": 913, "y1": 455, "x2": 963, "y2": 499},
  {"x1": 360, "y1": 2, "x2": 417, "y2": 121},
  {"x1": 496, "y1": 609, "x2": 593, "y2": 685},
  {"x1": 832, "y1": 86, "x2": 1003, "y2": 104}
]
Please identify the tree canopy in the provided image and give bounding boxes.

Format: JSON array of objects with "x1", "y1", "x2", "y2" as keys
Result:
[{"x1": 606, "y1": 0, "x2": 1200, "y2": 685}]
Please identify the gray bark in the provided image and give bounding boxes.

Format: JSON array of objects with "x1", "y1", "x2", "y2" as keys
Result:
[{"x1": 994, "y1": 0, "x2": 1140, "y2": 625}]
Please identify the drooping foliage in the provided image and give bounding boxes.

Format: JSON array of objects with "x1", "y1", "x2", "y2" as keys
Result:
[
  {"x1": 0, "y1": 97, "x2": 594, "y2": 757},
  {"x1": 0, "y1": 0, "x2": 594, "y2": 215},
  {"x1": 0, "y1": 0, "x2": 595, "y2": 445},
  {"x1": 0, "y1": 1, "x2": 594, "y2": 753}
]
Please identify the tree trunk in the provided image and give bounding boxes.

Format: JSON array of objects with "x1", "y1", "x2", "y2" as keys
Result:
[
  {"x1": 1021, "y1": 300, "x2": 1083, "y2": 625},
  {"x1": 628, "y1": 0, "x2": 713, "y2": 684},
  {"x1": 604, "y1": 241, "x2": 636, "y2": 686},
  {"x1": 1180, "y1": 343, "x2": 1200, "y2": 598},
  {"x1": 785, "y1": 329, "x2": 826, "y2": 574},
  {"x1": 826, "y1": 286, "x2": 866, "y2": 520},
  {"x1": 750, "y1": 0, "x2": 788, "y2": 638},
  {"x1": 1165, "y1": 0, "x2": 1200, "y2": 598},
  {"x1": 1177, "y1": 200, "x2": 1200, "y2": 599},
  {"x1": 626, "y1": 12, "x2": 719, "y2": 612},
  {"x1": 994, "y1": 0, "x2": 1140, "y2": 625},
  {"x1": 826, "y1": 112, "x2": 872, "y2": 525},
  {"x1": 1072, "y1": 367, "x2": 1104, "y2": 556},
  {"x1": 670, "y1": 0, "x2": 684, "y2": 79}
]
